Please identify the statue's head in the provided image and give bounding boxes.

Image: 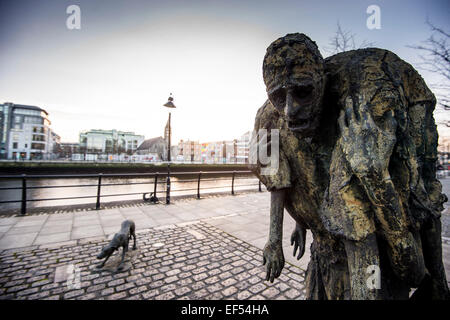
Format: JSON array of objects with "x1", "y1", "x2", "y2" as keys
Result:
[
  {"x1": 263, "y1": 33, "x2": 325, "y2": 137},
  {"x1": 97, "y1": 244, "x2": 115, "y2": 259}
]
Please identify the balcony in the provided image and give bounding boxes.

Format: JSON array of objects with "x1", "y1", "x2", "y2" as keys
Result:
[{"x1": 30, "y1": 142, "x2": 46, "y2": 151}]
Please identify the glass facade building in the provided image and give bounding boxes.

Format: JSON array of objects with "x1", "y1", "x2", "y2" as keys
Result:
[
  {"x1": 0, "y1": 102, "x2": 60, "y2": 160},
  {"x1": 78, "y1": 129, "x2": 144, "y2": 157}
]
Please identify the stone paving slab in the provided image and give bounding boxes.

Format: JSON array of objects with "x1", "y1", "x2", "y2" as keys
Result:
[
  {"x1": 0, "y1": 192, "x2": 272, "y2": 250},
  {"x1": 0, "y1": 222, "x2": 305, "y2": 300},
  {"x1": 206, "y1": 207, "x2": 313, "y2": 270},
  {"x1": 0, "y1": 233, "x2": 38, "y2": 249}
]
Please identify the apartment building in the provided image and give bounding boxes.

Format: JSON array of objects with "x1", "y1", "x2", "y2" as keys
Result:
[
  {"x1": 0, "y1": 102, "x2": 60, "y2": 160},
  {"x1": 175, "y1": 132, "x2": 250, "y2": 163}
]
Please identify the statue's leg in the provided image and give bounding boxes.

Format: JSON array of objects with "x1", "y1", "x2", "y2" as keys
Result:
[
  {"x1": 132, "y1": 232, "x2": 137, "y2": 250},
  {"x1": 305, "y1": 237, "x2": 350, "y2": 300},
  {"x1": 412, "y1": 218, "x2": 450, "y2": 299},
  {"x1": 319, "y1": 247, "x2": 350, "y2": 300},
  {"x1": 304, "y1": 240, "x2": 327, "y2": 300},
  {"x1": 343, "y1": 233, "x2": 384, "y2": 300},
  {"x1": 377, "y1": 237, "x2": 410, "y2": 299},
  {"x1": 117, "y1": 246, "x2": 127, "y2": 271}
]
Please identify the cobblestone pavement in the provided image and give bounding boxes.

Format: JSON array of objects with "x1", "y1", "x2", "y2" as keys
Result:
[
  {"x1": 0, "y1": 191, "x2": 307, "y2": 271},
  {"x1": 0, "y1": 221, "x2": 305, "y2": 300},
  {"x1": 0, "y1": 188, "x2": 449, "y2": 300}
]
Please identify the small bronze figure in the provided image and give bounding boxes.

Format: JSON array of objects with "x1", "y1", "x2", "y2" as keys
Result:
[{"x1": 96, "y1": 220, "x2": 137, "y2": 271}]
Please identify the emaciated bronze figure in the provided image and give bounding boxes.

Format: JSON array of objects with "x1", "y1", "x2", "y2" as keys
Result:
[{"x1": 250, "y1": 33, "x2": 449, "y2": 299}]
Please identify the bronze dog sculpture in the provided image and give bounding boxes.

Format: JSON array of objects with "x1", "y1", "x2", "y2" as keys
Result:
[{"x1": 96, "y1": 219, "x2": 137, "y2": 271}]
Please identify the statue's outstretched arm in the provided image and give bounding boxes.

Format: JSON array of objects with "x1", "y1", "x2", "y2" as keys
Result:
[
  {"x1": 263, "y1": 189, "x2": 286, "y2": 283},
  {"x1": 338, "y1": 96, "x2": 426, "y2": 286}
]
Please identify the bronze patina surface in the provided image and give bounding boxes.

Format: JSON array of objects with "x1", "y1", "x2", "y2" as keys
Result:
[{"x1": 250, "y1": 33, "x2": 449, "y2": 300}]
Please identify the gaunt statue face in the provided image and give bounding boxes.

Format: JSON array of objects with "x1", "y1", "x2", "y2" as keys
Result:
[{"x1": 263, "y1": 33, "x2": 325, "y2": 137}]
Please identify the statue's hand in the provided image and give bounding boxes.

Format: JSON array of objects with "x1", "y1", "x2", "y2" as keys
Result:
[
  {"x1": 338, "y1": 96, "x2": 396, "y2": 177},
  {"x1": 263, "y1": 241, "x2": 285, "y2": 283},
  {"x1": 290, "y1": 224, "x2": 306, "y2": 260}
]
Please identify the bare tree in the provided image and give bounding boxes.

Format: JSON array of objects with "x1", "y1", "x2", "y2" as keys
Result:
[
  {"x1": 326, "y1": 21, "x2": 375, "y2": 55},
  {"x1": 409, "y1": 20, "x2": 450, "y2": 127}
]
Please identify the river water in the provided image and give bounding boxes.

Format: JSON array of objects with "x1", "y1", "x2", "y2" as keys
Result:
[{"x1": 0, "y1": 174, "x2": 259, "y2": 211}]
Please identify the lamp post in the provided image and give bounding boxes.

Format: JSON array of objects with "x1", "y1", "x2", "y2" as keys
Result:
[
  {"x1": 163, "y1": 93, "x2": 176, "y2": 204},
  {"x1": 163, "y1": 93, "x2": 176, "y2": 162}
]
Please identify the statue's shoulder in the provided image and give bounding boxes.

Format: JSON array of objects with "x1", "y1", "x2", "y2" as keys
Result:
[
  {"x1": 324, "y1": 48, "x2": 397, "y2": 77},
  {"x1": 254, "y1": 99, "x2": 282, "y2": 130},
  {"x1": 325, "y1": 47, "x2": 396, "y2": 65},
  {"x1": 324, "y1": 48, "x2": 435, "y2": 105}
]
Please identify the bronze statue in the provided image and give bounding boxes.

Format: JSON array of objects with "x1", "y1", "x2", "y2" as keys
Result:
[
  {"x1": 250, "y1": 33, "x2": 449, "y2": 299},
  {"x1": 96, "y1": 219, "x2": 137, "y2": 271}
]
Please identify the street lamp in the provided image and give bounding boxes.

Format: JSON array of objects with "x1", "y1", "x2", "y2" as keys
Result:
[
  {"x1": 163, "y1": 93, "x2": 176, "y2": 204},
  {"x1": 163, "y1": 93, "x2": 176, "y2": 162}
]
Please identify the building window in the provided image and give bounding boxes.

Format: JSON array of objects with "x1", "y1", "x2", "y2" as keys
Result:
[
  {"x1": 31, "y1": 143, "x2": 45, "y2": 150},
  {"x1": 12, "y1": 142, "x2": 18, "y2": 149},
  {"x1": 32, "y1": 135, "x2": 45, "y2": 142}
]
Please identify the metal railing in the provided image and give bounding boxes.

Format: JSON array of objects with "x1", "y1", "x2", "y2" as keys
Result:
[
  {"x1": 0, "y1": 170, "x2": 263, "y2": 215},
  {"x1": 437, "y1": 169, "x2": 450, "y2": 179}
]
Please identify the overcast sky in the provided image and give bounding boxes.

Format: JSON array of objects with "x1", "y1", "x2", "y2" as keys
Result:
[{"x1": 1, "y1": 0, "x2": 449, "y2": 143}]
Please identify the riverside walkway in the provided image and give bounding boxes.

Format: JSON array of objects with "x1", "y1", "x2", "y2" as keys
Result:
[{"x1": 0, "y1": 191, "x2": 448, "y2": 300}]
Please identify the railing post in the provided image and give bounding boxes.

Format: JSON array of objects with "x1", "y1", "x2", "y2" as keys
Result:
[
  {"x1": 259, "y1": 180, "x2": 262, "y2": 192},
  {"x1": 153, "y1": 172, "x2": 158, "y2": 197},
  {"x1": 197, "y1": 171, "x2": 202, "y2": 199},
  {"x1": 96, "y1": 173, "x2": 102, "y2": 210},
  {"x1": 166, "y1": 165, "x2": 171, "y2": 204},
  {"x1": 21, "y1": 174, "x2": 27, "y2": 215},
  {"x1": 231, "y1": 171, "x2": 235, "y2": 195}
]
